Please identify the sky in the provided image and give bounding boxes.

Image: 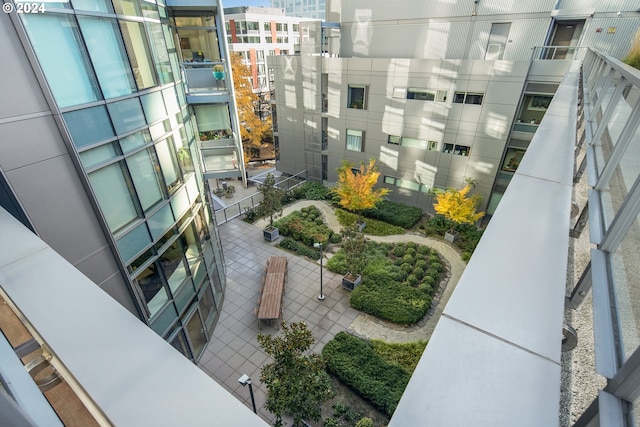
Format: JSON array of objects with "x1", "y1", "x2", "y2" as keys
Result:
[{"x1": 222, "y1": 0, "x2": 272, "y2": 8}]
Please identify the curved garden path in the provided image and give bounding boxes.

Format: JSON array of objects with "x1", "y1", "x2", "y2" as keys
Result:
[{"x1": 256, "y1": 200, "x2": 466, "y2": 343}]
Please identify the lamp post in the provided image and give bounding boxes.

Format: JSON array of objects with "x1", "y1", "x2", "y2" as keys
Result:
[
  {"x1": 313, "y1": 242, "x2": 325, "y2": 300},
  {"x1": 238, "y1": 374, "x2": 257, "y2": 414}
]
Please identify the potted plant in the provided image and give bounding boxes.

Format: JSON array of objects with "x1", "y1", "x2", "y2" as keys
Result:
[
  {"x1": 432, "y1": 179, "x2": 484, "y2": 243},
  {"x1": 257, "y1": 172, "x2": 283, "y2": 241},
  {"x1": 213, "y1": 64, "x2": 225, "y2": 80},
  {"x1": 340, "y1": 225, "x2": 367, "y2": 291}
]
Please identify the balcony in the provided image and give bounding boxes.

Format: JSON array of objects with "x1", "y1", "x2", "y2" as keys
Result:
[{"x1": 181, "y1": 62, "x2": 230, "y2": 104}]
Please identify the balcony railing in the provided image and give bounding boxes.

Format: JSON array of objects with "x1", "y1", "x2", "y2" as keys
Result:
[
  {"x1": 531, "y1": 45, "x2": 589, "y2": 61},
  {"x1": 181, "y1": 62, "x2": 229, "y2": 95}
]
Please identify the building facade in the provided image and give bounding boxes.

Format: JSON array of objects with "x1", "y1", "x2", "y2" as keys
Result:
[
  {"x1": 270, "y1": 0, "x2": 640, "y2": 215},
  {"x1": 0, "y1": 0, "x2": 238, "y2": 362},
  {"x1": 271, "y1": 0, "x2": 325, "y2": 20},
  {"x1": 224, "y1": 6, "x2": 313, "y2": 96}
]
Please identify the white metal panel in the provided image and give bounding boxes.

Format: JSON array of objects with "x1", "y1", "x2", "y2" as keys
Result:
[
  {"x1": 478, "y1": 0, "x2": 557, "y2": 15},
  {"x1": 580, "y1": 18, "x2": 640, "y2": 60},
  {"x1": 0, "y1": 208, "x2": 268, "y2": 427},
  {"x1": 468, "y1": 21, "x2": 493, "y2": 60},
  {"x1": 557, "y1": 0, "x2": 640, "y2": 13},
  {"x1": 338, "y1": 0, "x2": 473, "y2": 21},
  {"x1": 504, "y1": 18, "x2": 553, "y2": 60}
]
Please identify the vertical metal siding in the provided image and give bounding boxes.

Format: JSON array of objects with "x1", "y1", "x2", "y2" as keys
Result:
[
  {"x1": 504, "y1": 19, "x2": 553, "y2": 60},
  {"x1": 580, "y1": 18, "x2": 640, "y2": 59},
  {"x1": 478, "y1": 0, "x2": 557, "y2": 15},
  {"x1": 468, "y1": 21, "x2": 493, "y2": 60},
  {"x1": 557, "y1": 0, "x2": 640, "y2": 13}
]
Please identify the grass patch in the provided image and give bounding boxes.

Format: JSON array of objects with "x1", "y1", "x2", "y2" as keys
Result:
[
  {"x1": 335, "y1": 209, "x2": 405, "y2": 236},
  {"x1": 322, "y1": 332, "x2": 412, "y2": 417}
]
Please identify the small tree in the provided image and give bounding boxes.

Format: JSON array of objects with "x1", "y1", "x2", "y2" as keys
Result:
[
  {"x1": 341, "y1": 224, "x2": 367, "y2": 280},
  {"x1": 230, "y1": 53, "x2": 272, "y2": 161},
  {"x1": 432, "y1": 183, "x2": 484, "y2": 234},
  {"x1": 257, "y1": 321, "x2": 334, "y2": 427},
  {"x1": 257, "y1": 172, "x2": 283, "y2": 227},
  {"x1": 334, "y1": 159, "x2": 390, "y2": 220}
]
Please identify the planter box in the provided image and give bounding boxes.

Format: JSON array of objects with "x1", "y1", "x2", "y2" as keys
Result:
[
  {"x1": 263, "y1": 227, "x2": 280, "y2": 242},
  {"x1": 444, "y1": 230, "x2": 459, "y2": 243},
  {"x1": 342, "y1": 274, "x2": 362, "y2": 291}
]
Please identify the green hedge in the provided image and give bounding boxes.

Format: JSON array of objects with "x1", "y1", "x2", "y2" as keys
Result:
[
  {"x1": 362, "y1": 200, "x2": 423, "y2": 228},
  {"x1": 277, "y1": 238, "x2": 321, "y2": 260},
  {"x1": 274, "y1": 205, "x2": 336, "y2": 246},
  {"x1": 335, "y1": 209, "x2": 405, "y2": 236},
  {"x1": 350, "y1": 272, "x2": 432, "y2": 325},
  {"x1": 322, "y1": 332, "x2": 410, "y2": 417}
]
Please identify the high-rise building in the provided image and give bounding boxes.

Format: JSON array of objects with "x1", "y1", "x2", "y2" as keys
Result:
[
  {"x1": 271, "y1": 0, "x2": 325, "y2": 20},
  {"x1": 0, "y1": 0, "x2": 241, "y2": 363},
  {"x1": 270, "y1": 0, "x2": 639, "y2": 217}
]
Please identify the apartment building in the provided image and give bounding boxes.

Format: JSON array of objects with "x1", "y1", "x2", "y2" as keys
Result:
[
  {"x1": 224, "y1": 6, "x2": 314, "y2": 96},
  {"x1": 270, "y1": 0, "x2": 639, "y2": 215},
  {"x1": 0, "y1": 0, "x2": 241, "y2": 363}
]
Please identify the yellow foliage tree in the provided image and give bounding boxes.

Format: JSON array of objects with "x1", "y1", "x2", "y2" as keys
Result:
[
  {"x1": 334, "y1": 159, "x2": 390, "y2": 218},
  {"x1": 433, "y1": 184, "x2": 484, "y2": 230},
  {"x1": 230, "y1": 53, "x2": 272, "y2": 160}
]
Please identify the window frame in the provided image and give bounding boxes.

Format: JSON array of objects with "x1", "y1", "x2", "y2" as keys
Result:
[{"x1": 346, "y1": 129, "x2": 364, "y2": 152}]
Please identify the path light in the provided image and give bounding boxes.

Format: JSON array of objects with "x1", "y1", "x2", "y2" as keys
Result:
[
  {"x1": 238, "y1": 374, "x2": 257, "y2": 413},
  {"x1": 313, "y1": 242, "x2": 325, "y2": 300}
]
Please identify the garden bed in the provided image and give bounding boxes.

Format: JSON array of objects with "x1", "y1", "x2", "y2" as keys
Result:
[
  {"x1": 273, "y1": 205, "x2": 340, "y2": 259},
  {"x1": 321, "y1": 331, "x2": 427, "y2": 418},
  {"x1": 327, "y1": 241, "x2": 443, "y2": 325}
]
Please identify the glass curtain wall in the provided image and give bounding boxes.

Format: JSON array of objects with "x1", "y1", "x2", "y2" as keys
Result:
[{"x1": 19, "y1": 2, "x2": 224, "y2": 362}]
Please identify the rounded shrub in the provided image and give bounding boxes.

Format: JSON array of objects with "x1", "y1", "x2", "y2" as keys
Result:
[
  {"x1": 392, "y1": 244, "x2": 405, "y2": 257},
  {"x1": 315, "y1": 217, "x2": 324, "y2": 225},
  {"x1": 405, "y1": 247, "x2": 417, "y2": 257},
  {"x1": 329, "y1": 233, "x2": 342, "y2": 244},
  {"x1": 415, "y1": 260, "x2": 428, "y2": 270},
  {"x1": 428, "y1": 254, "x2": 440, "y2": 264},
  {"x1": 421, "y1": 275, "x2": 435, "y2": 287},
  {"x1": 430, "y1": 261, "x2": 442, "y2": 272},
  {"x1": 356, "y1": 418, "x2": 374, "y2": 427},
  {"x1": 400, "y1": 262, "x2": 413, "y2": 274},
  {"x1": 394, "y1": 257, "x2": 404, "y2": 266},
  {"x1": 418, "y1": 245, "x2": 430, "y2": 255},
  {"x1": 413, "y1": 267, "x2": 425, "y2": 280},
  {"x1": 418, "y1": 283, "x2": 433, "y2": 294},
  {"x1": 405, "y1": 274, "x2": 419, "y2": 286},
  {"x1": 406, "y1": 242, "x2": 417, "y2": 250},
  {"x1": 402, "y1": 254, "x2": 414, "y2": 264}
]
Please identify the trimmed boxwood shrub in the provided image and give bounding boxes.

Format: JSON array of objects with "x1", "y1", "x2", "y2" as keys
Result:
[
  {"x1": 322, "y1": 332, "x2": 410, "y2": 417},
  {"x1": 414, "y1": 260, "x2": 428, "y2": 270},
  {"x1": 413, "y1": 267, "x2": 425, "y2": 280},
  {"x1": 350, "y1": 272, "x2": 432, "y2": 325},
  {"x1": 361, "y1": 200, "x2": 423, "y2": 228},
  {"x1": 274, "y1": 205, "x2": 336, "y2": 246},
  {"x1": 391, "y1": 245, "x2": 405, "y2": 257},
  {"x1": 277, "y1": 238, "x2": 320, "y2": 260}
]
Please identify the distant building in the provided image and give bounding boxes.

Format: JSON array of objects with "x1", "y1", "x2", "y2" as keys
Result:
[
  {"x1": 271, "y1": 0, "x2": 325, "y2": 20},
  {"x1": 224, "y1": 6, "x2": 316, "y2": 95}
]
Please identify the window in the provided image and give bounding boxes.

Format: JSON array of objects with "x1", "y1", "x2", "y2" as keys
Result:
[
  {"x1": 264, "y1": 22, "x2": 271, "y2": 31},
  {"x1": 64, "y1": 106, "x2": 115, "y2": 149},
  {"x1": 443, "y1": 144, "x2": 471, "y2": 156},
  {"x1": 247, "y1": 21, "x2": 259, "y2": 31},
  {"x1": 156, "y1": 137, "x2": 181, "y2": 192},
  {"x1": 346, "y1": 129, "x2": 364, "y2": 152},
  {"x1": 141, "y1": 91, "x2": 167, "y2": 124},
  {"x1": 293, "y1": 24, "x2": 299, "y2": 32},
  {"x1": 21, "y1": 14, "x2": 101, "y2": 108},
  {"x1": 276, "y1": 36, "x2": 289, "y2": 43},
  {"x1": 348, "y1": 85, "x2": 368, "y2": 110},
  {"x1": 119, "y1": 20, "x2": 157, "y2": 89},
  {"x1": 77, "y1": 16, "x2": 136, "y2": 99},
  {"x1": 145, "y1": 22, "x2": 173, "y2": 84},
  {"x1": 126, "y1": 148, "x2": 165, "y2": 211},
  {"x1": 453, "y1": 92, "x2": 484, "y2": 105},
  {"x1": 133, "y1": 260, "x2": 169, "y2": 317},
  {"x1": 388, "y1": 135, "x2": 400, "y2": 145},
  {"x1": 501, "y1": 147, "x2": 525, "y2": 172},
  {"x1": 384, "y1": 176, "x2": 428, "y2": 193},
  {"x1": 400, "y1": 138, "x2": 427, "y2": 149},
  {"x1": 407, "y1": 88, "x2": 447, "y2": 102},
  {"x1": 108, "y1": 98, "x2": 146, "y2": 135},
  {"x1": 88, "y1": 162, "x2": 139, "y2": 232},
  {"x1": 265, "y1": 36, "x2": 273, "y2": 43}
]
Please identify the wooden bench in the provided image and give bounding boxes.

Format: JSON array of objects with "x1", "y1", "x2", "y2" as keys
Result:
[{"x1": 257, "y1": 257, "x2": 288, "y2": 329}]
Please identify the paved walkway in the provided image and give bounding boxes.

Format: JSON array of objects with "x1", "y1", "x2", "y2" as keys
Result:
[
  {"x1": 198, "y1": 200, "x2": 465, "y2": 423},
  {"x1": 255, "y1": 200, "x2": 466, "y2": 343}
]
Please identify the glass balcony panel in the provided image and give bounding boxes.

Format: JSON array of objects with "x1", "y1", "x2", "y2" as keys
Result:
[{"x1": 610, "y1": 208, "x2": 640, "y2": 363}]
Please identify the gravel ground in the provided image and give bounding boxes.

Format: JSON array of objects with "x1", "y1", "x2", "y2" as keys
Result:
[{"x1": 559, "y1": 139, "x2": 606, "y2": 426}]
